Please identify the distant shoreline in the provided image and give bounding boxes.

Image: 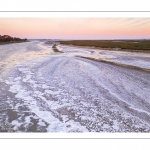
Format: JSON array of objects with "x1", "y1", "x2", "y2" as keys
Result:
[
  {"x1": 0, "y1": 35, "x2": 28, "y2": 46},
  {"x1": 0, "y1": 41, "x2": 30, "y2": 46}
]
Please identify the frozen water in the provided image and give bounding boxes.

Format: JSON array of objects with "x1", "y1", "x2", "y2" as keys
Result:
[{"x1": 0, "y1": 41, "x2": 150, "y2": 132}]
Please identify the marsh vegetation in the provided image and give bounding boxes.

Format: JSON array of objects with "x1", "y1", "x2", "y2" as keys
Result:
[{"x1": 60, "y1": 40, "x2": 150, "y2": 52}]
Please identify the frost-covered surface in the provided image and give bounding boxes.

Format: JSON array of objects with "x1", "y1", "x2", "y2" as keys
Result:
[
  {"x1": 59, "y1": 44, "x2": 150, "y2": 70},
  {"x1": 0, "y1": 41, "x2": 150, "y2": 132}
]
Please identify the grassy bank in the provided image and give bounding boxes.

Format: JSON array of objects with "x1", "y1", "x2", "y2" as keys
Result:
[
  {"x1": 76, "y1": 55, "x2": 150, "y2": 73},
  {"x1": 60, "y1": 40, "x2": 150, "y2": 51}
]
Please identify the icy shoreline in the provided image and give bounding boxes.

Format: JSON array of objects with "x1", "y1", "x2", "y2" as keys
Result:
[{"x1": 57, "y1": 44, "x2": 150, "y2": 71}]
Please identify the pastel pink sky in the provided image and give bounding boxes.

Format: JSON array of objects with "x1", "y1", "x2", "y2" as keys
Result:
[{"x1": 0, "y1": 18, "x2": 150, "y2": 39}]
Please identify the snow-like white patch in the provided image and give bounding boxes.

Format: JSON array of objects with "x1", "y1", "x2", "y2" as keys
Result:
[
  {"x1": 38, "y1": 119, "x2": 46, "y2": 126},
  {"x1": 14, "y1": 77, "x2": 21, "y2": 81},
  {"x1": 9, "y1": 84, "x2": 22, "y2": 93},
  {"x1": 41, "y1": 84, "x2": 49, "y2": 89},
  {"x1": 45, "y1": 89, "x2": 61, "y2": 95},
  {"x1": 11, "y1": 120, "x2": 22, "y2": 131}
]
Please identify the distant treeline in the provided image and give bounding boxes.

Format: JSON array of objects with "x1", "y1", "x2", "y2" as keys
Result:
[
  {"x1": 0, "y1": 35, "x2": 27, "y2": 43},
  {"x1": 60, "y1": 40, "x2": 150, "y2": 51}
]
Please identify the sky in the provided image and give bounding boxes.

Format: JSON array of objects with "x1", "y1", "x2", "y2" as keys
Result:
[{"x1": 0, "y1": 18, "x2": 150, "y2": 39}]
